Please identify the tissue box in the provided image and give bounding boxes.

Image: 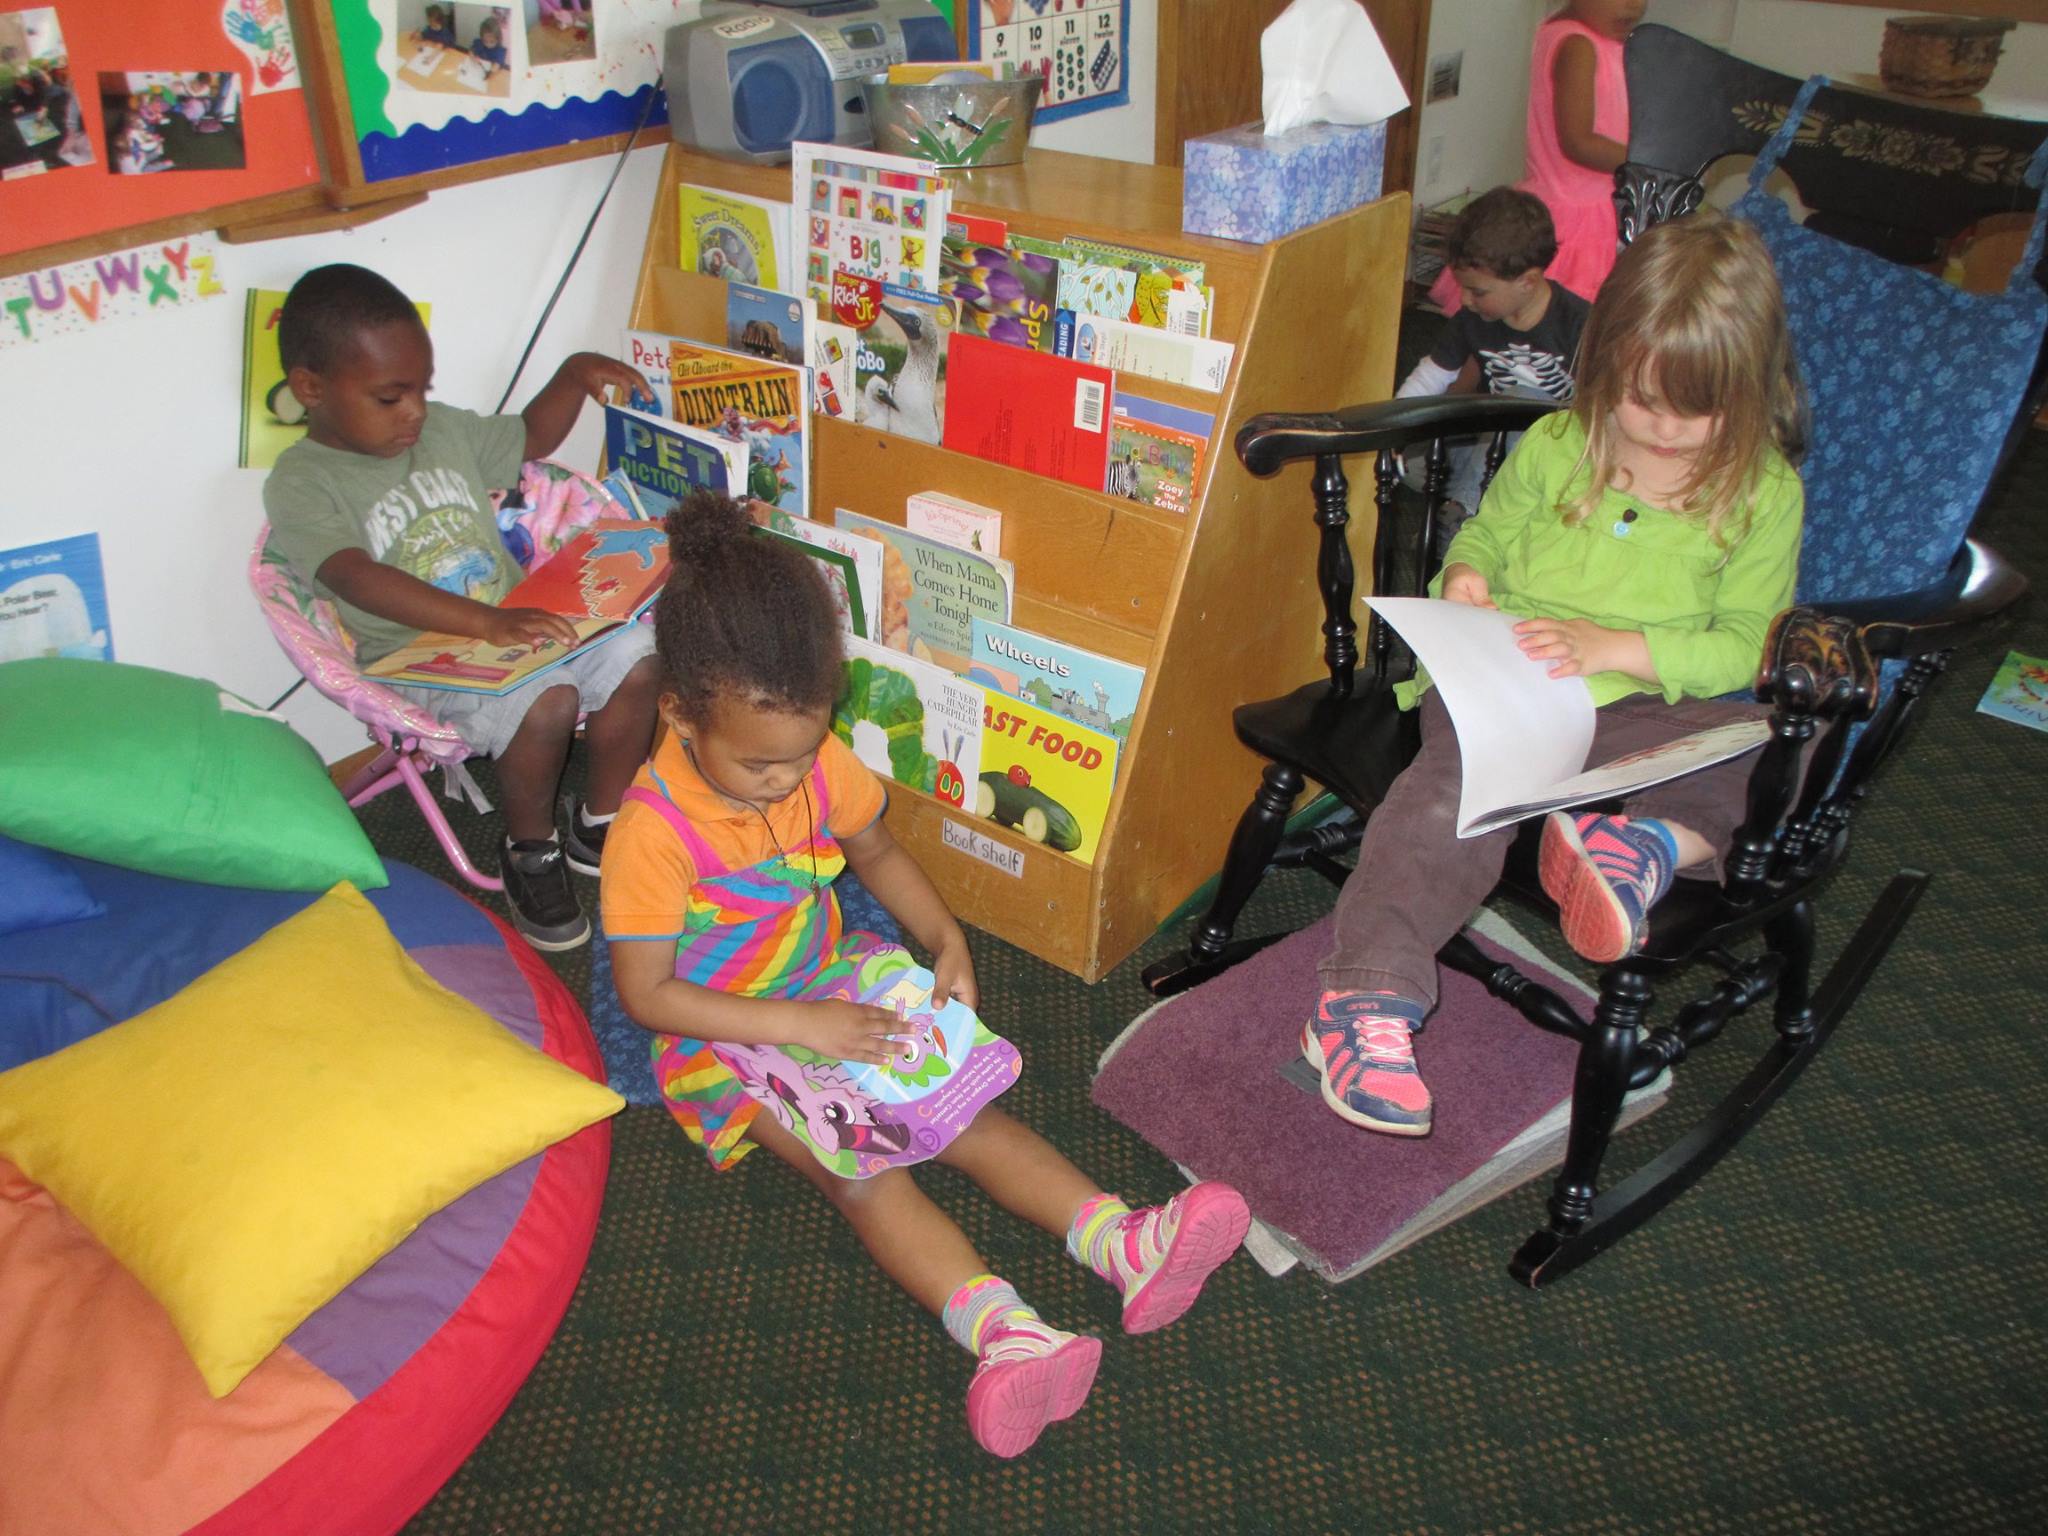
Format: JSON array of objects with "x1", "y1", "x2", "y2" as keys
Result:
[{"x1": 1182, "y1": 119, "x2": 1388, "y2": 244}]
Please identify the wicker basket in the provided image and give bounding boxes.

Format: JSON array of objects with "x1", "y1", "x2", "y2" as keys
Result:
[{"x1": 1879, "y1": 14, "x2": 2017, "y2": 99}]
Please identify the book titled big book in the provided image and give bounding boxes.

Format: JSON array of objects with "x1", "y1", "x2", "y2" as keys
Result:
[{"x1": 941, "y1": 332, "x2": 1114, "y2": 492}]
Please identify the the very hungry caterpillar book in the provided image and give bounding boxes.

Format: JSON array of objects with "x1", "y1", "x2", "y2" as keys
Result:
[
  {"x1": 362, "y1": 519, "x2": 668, "y2": 695},
  {"x1": 723, "y1": 949, "x2": 1021, "y2": 1178}
]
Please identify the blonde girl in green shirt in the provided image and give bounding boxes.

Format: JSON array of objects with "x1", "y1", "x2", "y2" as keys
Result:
[{"x1": 1309, "y1": 211, "x2": 1806, "y2": 1139}]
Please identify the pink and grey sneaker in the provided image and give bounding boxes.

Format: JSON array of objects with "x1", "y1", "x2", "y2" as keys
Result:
[
  {"x1": 1540, "y1": 812, "x2": 1679, "y2": 964},
  {"x1": 1074, "y1": 1183, "x2": 1252, "y2": 1335},
  {"x1": 964, "y1": 1325, "x2": 1102, "y2": 1459},
  {"x1": 1301, "y1": 989, "x2": 1432, "y2": 1136}
]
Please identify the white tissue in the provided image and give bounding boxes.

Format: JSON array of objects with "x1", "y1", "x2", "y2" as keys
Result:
[{"x1": 1261, "y1": 0, "x2": 1410, "y2": 137}]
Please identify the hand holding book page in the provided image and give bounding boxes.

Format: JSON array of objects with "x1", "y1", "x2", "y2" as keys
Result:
[{"x1": 1367, "y1": 598, "x2": 1770, "y2": 838}]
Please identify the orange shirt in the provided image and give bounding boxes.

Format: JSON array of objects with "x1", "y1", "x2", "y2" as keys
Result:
[{"x1": 600, "y1": 729, "x2": 886, "y2": 942}]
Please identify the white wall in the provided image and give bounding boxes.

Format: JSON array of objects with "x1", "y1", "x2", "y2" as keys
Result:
[
  {"x1": 0, "y1": 144, "x2": 669, "y2": 763},
  {"x1": 1412, "y1": 0, "x2": 1550, "y2": 207}
]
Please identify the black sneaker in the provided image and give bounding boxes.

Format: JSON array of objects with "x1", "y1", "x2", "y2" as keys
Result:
[
  {"x1": 500, "y1": 835, "x2": 590, "y2": 951},
  {"x1": 561, "y1": 794, "x2": 608, "y2": 877}
]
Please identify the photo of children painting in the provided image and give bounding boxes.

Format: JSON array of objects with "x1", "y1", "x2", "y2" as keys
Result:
[
  {"x1": 396, "y1": 1, "x2": 515, "y2": 98},
  {"x1": 98, "y1": 69, "x2": 245, "y2": 175},
  {"x1": 0, "y1": 8, "x2": 91, "y2": 178}
]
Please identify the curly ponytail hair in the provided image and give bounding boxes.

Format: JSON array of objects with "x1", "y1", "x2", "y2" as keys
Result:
[{"x1": 653, "y1": 490, "x2": 844, "y2": 721}]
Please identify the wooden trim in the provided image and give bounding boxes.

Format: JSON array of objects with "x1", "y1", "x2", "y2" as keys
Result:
[
  {"x1": 218, "y1": 193, "x2": 426, "y2": 244},
  {"x1": 1786, "y1": 0, "x2": 2043, "y2": 19}
]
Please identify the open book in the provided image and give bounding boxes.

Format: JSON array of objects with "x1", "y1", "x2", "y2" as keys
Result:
[
  {"x1": 363, "y1": 519, "x2": 668, "y2": 696},
  {"x1": 1369, "y1": 597, "x2": 1770, "y2": 838}
]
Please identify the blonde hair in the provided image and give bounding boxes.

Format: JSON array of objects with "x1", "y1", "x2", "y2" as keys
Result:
[{"x1": 1566, "y1": 209, "x2": 1804, "y2": 544}]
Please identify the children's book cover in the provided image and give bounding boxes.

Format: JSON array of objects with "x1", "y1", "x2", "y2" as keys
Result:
[
  {"x1": 241, "y1": 290, "x2": 429, "y2": 469},
  {"x1": 622, "y1": 328, "x2": 678, "y2": 411},
  {"x1": 1114, "y1": 391, "x2": 1216, "y2": 444},
  {"x1": 978, "y1": 692, "x2": 1119, "y2": 866},
  {"x1": 1976, "y1": 650, "x2": 2048, "y2": 734},
  {"x1": 725, "y1": 281, "x2": 809, "y2": 366},
  {"x1": 835, "y1": 634, "x2": 984, "y2": 810},
  {"x1": 363, "y1": 520, "x2": 669, "y2": 695},
  {"x1": 834, "y1": 509, "x2": 1013, "y2": 672},
  {"x1": 805, "y1": 312, "x2": 857, "y2": 422},
  {"x1": 603, "y1": 403, "x2": 741, "y2": 521},
  {"x1": 1073, "y1": 314, "x2": 1234, "y2": 393},
  {"x1": 791, "y1": 142, "x2": 947, "y2": 306},
  {"x1": 942, "y1": 331, "x2": 1114, "y2": 491},
  {"x1": 751, "y1": 524, "x2": 867, "y2": 641},
  {"x1": 1059, "y1": 237, "x2": 1211, "y2": 333},
  {"x1": 1104, "y1": 413, "x2": 1205, "y2": 513},
  {"x1": 967, "y1": 619, "x2": 1143, "y2": 744},
  {"x1": 941, "y1": 221, "x2": 1059, "y2": 353},
  {"x1": 0, "y1": 532, "x2": 113, "y2": 663},
  {"x1": 905, "y1": 490, "x2": 1003, "y2": 559},
  {"x1": 677, "y1": 184, "x2": 792, "y2": 291},
  {"x1": 722, "y1": 948, "x2": 1021, "y2": 1178},
  {"x1": 758, "y1": 508, "x2": 883, "y2": 640},
  {"x1": 664, "y1": 340, "x2": 811, "y2": 517},
  {"x1": 833, "y1": 270, "x2": 956, "y2": 445}
]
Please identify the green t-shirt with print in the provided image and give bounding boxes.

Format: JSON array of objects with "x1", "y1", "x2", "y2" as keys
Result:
[{"x1": 262, "y1": 403, "x2": 527, "y2": 663}]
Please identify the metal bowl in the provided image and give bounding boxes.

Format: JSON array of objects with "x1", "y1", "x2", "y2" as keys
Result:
[{"x1": 859, "y1": 74, "x2": 1044, "y2": 168}]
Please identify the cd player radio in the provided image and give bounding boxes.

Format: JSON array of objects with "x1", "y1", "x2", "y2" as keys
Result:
[{"x1": 664, "y1": 0, "x2": 957, "y2": 165}]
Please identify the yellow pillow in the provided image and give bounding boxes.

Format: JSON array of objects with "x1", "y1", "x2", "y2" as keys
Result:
[{"x1": 0, "y1": 882, "x2": 622, "y2": 1398}]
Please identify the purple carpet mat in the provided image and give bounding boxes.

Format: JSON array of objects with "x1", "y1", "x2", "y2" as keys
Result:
[{"x1": 1094, "y1": 915, "x2": 1629, "y2": 1281}]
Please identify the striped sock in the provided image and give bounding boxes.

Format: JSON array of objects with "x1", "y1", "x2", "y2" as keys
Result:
[
  {"x1": 1066, "y1": 1193, "x2": 1137, "y2": 1284},
  {"x1": 1067, "y1": 1184, "x2": 1251, "y2": 1334},
  {"x1": 942, "y1": 1274, "x2": 1067, "y2": 1361}
]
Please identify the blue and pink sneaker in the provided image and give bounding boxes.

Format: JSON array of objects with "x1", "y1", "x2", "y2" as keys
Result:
[
  {"x1": 1301, "y1": 990, "x2": 1432, "y2": 1136},
  {"x1": 1540, "y1": 811, "x2": 1680, "y2": 963}
]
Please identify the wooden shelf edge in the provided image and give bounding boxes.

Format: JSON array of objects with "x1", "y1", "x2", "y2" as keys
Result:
[{"x1": 219, "y1": 192, "x2": 427, "y2": 246}]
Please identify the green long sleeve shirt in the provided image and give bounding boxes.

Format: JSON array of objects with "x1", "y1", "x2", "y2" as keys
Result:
[{"x1": 1409, "y1": 410, "x2": 1804, "y2": 708}]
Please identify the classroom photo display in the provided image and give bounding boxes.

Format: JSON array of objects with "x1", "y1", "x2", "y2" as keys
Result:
[
  {"x1": 524, "y1": 0, "x2": 595, "y2": 68},
  {"x1": 397, "y1": 1, "x2": 515, "y2": 98},
  {"x1": 0, "y1": 8, "x2": 91, "y2": 179},
  {"x1": 98, "y1": 69, "x2": 246, "y2": 174}
]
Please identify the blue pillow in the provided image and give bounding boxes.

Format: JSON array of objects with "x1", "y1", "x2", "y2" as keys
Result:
[{"x1": 0, "y1": 835, "x2": 104, "y2": 938}]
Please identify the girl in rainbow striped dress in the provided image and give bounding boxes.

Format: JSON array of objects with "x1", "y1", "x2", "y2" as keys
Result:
[{"x1": 602, "y1": 491, "x2": 1249, "y2": 1459}]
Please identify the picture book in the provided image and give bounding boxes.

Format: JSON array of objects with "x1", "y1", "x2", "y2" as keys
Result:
[
  {"x1": 1072, "y1": 313, "x2": 1234, "y2": 393},
  {"x1": 905, "y1": 490, "x2": 1003, "y2": 559},
  {"x1": 968, "y1": 619, "x2": 1143, "y2": 744},
  {"x1": 835, "y1": 634, "x2": 984, "y2": 810},
  {"x1": 677, "y1": 183, "x2": 793, "y2": 291},
  {"x1": 1104, "y1": 413, "x2": 1205, "y2": 513},
  {"x1": 725, "y1": 281, "x2": 808, "y2": 365},
  {"x1": 978, "y1": 692, "x2": 1119, "y2": 866},
  {"x1": 754, "y1": 508, "x2": 884, "y2": 642},
  {"x1": 1, "y1": 532, "x2": 113, "y2": 663},
  {"x1": 1114, "y1": 391, "x2": 1216, "y2": 445},
  {"x1": 663, "y1": 340, "x2": 811, "y2": 517},
  {"x1": 1975, "y1": 650, "x2": 2048, "y2": 735},
  {"x1": 753, "y1": 524, "x2": 867, "y2": 641},
  {"x1": 622, "y1": 328, "x2": 678, "y2": 411},
  {"x1": 833, "y1": 271, "x2": 957, "y2": 445},
  {"x1": 1368, "y1": 597, "x2": 1771, "y2": 837},
  {"x1": 805, "y1": 312, "x2": 857, "y2": 422},
  {"x1": 941, "y1": 222, "x2": 1060, "y2": 353},
  {"x1": 942, "y1": 331, "x2": 1114, "y2": 491},
  {"x1": 241, "y1": 289, "x2": 429, "y2": 469},
  {"x1": 724, "y1": 953, "x2": 1021, "y2": 1178},
  {"x1": 602, "y1": 402, "x2": 741, "y2": 520},
  {"x1": 833, "y1": 508, "x2": 1013, "y2": 672},
  {"x1": 1059, "y1": 237, "x2": 1212, "y2": 334},
  {"x1": 363, "y1": 520, "x2": 669, "y2": 696},
  {"x1": 791, "y1": 141, "x2": 948, "y2": 307}
]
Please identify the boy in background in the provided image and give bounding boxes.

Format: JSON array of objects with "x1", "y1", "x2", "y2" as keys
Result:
[
  {"x1": 263, "y1": 263, "x2": 658, "y2": 951},
  {"x1": 1401, "y1": 188, "x2": 1592, "y2": 528}
]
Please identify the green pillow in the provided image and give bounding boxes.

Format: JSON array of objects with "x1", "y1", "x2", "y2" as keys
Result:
[{"x1": 0, "y1": 659, "x2": 387, "y2": 892}]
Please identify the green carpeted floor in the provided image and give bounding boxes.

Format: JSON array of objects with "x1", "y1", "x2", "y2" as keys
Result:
[{"x1": 369, "y1": 432, "x2": 2048, "y2": 1535}]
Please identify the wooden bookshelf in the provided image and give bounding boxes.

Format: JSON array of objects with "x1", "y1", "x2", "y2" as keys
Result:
[{"x1": 628, "y1": 142, "x2": 1407, "y2": 982}]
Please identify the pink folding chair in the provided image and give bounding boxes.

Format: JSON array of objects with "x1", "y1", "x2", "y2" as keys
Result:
[{"x1": 250, "y1": 460, "x2": 638, "y2": 892}]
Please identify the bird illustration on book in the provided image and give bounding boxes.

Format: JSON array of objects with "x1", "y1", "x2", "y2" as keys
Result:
[{"x1": 859, "y1": 301, "x2": 946, "y2": 443}]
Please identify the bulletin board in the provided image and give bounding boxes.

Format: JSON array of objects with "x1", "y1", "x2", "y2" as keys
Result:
[
  {"x1": 968, "y1": 0, "x2": 1129, "y2": 126},
  {"x1": 0, "y1": 0, "x2": 320, "y2": 265},
  {"x1": 294, "y1": 0, "x2": 675, "y2": 199}
]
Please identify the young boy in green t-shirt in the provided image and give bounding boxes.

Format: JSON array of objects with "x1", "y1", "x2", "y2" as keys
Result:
[{"x1": 263, "y1": 263, "x2": 658, "y2": 952}]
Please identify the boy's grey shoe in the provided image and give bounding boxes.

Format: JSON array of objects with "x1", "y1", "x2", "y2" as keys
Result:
[
  {"x1": 560, "y1": 794, "x2": 607, "y2": 877},
  {"x1": 501, "y1": 835, "x2": 590, "y2": 951}
]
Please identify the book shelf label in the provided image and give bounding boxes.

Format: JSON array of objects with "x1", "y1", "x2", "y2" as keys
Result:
[{"x1": 943, "y1": 817, "x2": 1026, "y2": 878}]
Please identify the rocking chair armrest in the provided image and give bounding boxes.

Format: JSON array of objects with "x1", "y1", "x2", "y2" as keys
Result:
[
  {"x1": 1236, "y1": 397, "x2": 1557, "y2": 478},
  {"x1": 1804, "y1": 539, "x2": 2029, "y2": 660}
]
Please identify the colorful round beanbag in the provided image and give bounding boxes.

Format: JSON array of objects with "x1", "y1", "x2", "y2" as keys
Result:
[
  {"x1": 0, "y1": 657, "x2": 386, "y2": 891},
  {"x1": 0, "y1": 855, "x2": 616, "y2": 1536}
]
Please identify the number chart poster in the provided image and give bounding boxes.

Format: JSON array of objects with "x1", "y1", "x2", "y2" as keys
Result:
[{"x1": 970, "y1": 0, "x2": 1128, "y2": 126}]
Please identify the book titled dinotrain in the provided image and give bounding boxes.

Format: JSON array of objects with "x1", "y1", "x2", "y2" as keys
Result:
[{"x1": 721, "y1": 949, "x2": 1021, "y2": 1178}]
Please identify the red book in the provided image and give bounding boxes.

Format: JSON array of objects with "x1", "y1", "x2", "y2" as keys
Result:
[{"x1": 941, "y1": 332, "x2": 1115, "y2": 492}]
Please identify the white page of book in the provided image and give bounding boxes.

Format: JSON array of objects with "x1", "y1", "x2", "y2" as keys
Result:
[{"x1": 1366, "y1": 598, "x2": 1594, "y2": 836}]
